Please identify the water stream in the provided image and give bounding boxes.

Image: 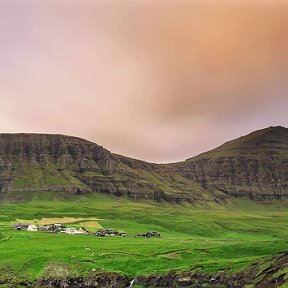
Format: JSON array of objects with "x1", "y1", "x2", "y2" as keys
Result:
[{"x1": 127, "y1": 278, "x2": 135, "y2": 288}]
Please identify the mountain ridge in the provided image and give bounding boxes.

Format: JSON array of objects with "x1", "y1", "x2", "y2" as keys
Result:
[
  {"x1": 173, "y1": 126, "x2": 288, "y2": 199},
  {"x1": 185, "y1": 126, "x2": 288, "y2": 161},
  {"x1": 0, "y1": 126, "x2": 287, "y2": 203}
]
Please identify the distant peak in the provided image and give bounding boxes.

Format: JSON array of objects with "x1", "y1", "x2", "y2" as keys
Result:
[
  {"x1": 186, "y1": 126, "x2": 288, "y2": 162},
  {"x1": 265, "y1": 126, "x2": 287, "y2": 131},
  {"x1": 254, "y1": 126, "x2": 288, "y2": 137}
]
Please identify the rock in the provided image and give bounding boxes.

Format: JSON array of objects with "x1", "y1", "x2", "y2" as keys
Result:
[
  {"x1": 178, "y1": 276, "x2": 191, "y2": 283},
  {"x1": 134, "y1": 251, "x2": 288, "y2": 287},
  {"x1": 34, "y1": 272, "x2": 130, "y2": 288}
]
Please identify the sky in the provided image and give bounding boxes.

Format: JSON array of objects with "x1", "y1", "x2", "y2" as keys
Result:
[{"x1": 0, "y1": 0, "x2": 287, "y2": 163}]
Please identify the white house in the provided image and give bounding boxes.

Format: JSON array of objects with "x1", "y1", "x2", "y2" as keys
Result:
[
  {"x1": 65, "y1": 228, "x2": 86, "y2": 235},
  {"x1": 27, "y1": 225, "x2": 38, "y2": 232},
  {"x1": 65, "y1": 228, "x2": 78, "y2": 235}
]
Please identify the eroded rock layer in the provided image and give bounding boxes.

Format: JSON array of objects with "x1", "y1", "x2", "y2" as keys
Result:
[{"x1": 0, "y1": 126, "x2": 287, "y2": 202}]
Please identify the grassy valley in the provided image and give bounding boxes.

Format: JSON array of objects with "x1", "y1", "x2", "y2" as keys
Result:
[{"x1": 0, "y1": 194, "x2": 287, "y2": 285}]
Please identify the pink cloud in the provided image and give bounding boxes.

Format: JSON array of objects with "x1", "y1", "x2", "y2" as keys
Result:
[{"x1": 0, "y1": 0, "x2": 287, "y2": 162}]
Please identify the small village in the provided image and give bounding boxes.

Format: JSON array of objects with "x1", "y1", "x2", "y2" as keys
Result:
[{"x1": 12, "y1": 222, "x2": 160, "y2": 238}]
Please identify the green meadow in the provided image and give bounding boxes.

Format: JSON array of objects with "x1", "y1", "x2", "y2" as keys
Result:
[{"x1": 0, "y1": 193, "x2": 287, "y2": 282}]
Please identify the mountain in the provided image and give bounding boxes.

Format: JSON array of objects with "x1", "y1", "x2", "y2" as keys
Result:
[
  {"x1": 0, "y1": 126, "x2": 287, "y2": 203},
  {"x1": 172, "y1": 126, "x2": 288, "y2": 199},
  {"x1": 0, "y1": 133, "x2": 215, "y2": 203}
]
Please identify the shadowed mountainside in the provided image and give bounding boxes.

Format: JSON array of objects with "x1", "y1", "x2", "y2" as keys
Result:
[{"x1": 0, "y1": 126, "x2": 287, "y2": 203}]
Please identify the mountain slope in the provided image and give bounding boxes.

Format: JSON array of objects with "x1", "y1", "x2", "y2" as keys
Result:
[
  {"x1": 171, "y1": 126, "x2": 288, "y2": 199},
  {"x1": 0, "y1": 126, "x2": 287, "y2": 203},
  {"x1": 0, "y1": 133, "x2": 216, "y2": 203}
]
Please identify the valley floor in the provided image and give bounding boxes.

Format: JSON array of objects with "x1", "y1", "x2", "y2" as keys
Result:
[{"x1": 0, "y1": 193, "x2": 287, "y2": 286}]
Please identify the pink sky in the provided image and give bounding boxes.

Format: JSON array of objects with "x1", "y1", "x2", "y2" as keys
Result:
[{"x1": 0, "y1": 0, "x2": 287, "y2": 163}]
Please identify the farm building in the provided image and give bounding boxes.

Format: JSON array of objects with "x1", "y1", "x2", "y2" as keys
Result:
[
  {"x1": 27, "y1": 225, "x2": 38, "y2": 232},
  {"x1": 94, "y1": 229, "x2": 127, "y2": 237},
  {"x1": 12, "y1": 223, "x2": 31, "y2": 230},
  {"x1": 65, "y1": 228, "x2": 86, "y2": 235}
]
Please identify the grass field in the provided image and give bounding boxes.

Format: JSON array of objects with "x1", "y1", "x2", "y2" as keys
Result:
[{"x1": 0, "y1": 193, "x2": 287, "y2": 283}]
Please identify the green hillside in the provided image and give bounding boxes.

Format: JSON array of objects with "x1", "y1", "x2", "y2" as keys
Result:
[{"x1": 0, "y1": 194, "x2": 287, "y2": 286}]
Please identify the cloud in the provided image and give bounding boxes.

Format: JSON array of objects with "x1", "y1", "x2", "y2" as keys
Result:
[
  {"x1": 117, "y1": 1, "x2": 288, "y2": 122},
  {"x1": 0, "y1": 0, "x2": 287, "y2": 162}
]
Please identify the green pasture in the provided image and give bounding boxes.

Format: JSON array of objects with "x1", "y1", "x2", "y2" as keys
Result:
[{"x1": 0, "y1": 193, "x2": 287, "y2": 282}]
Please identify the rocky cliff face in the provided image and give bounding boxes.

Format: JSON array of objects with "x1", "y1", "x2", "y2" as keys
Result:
[
  {"x1": 0, "y1": 134, "x2": 217, "y2": 203},
  {"x1": 171, "y1": 126, "x2": 288, "y2": 199},
  {"x1": 0, "y1": 134, "x2": 110, "y2": 198},
  {"x1": 0, "y1": 126, "x2": 287, "y2": 203}
]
